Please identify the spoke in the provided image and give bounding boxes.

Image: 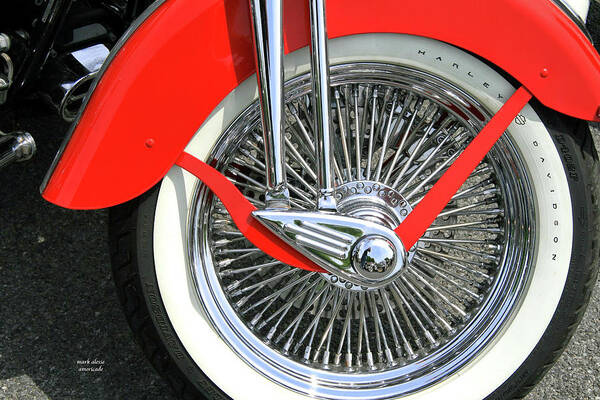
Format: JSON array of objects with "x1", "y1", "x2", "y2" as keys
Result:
[
  {"x1": 396, "y1": 281, "x2": 440, "y2": 339},
  {"x1": 213, "y1": 236, "x2": 248, "y2": 248},
  {"x1": 220, "y1": 260, "x2": 281, "y2": 277},
  {"x1": 334, "y1": 292, "x2": 355, "y2": 368},
  {"x1": 226, "y1": 263, "x2": 282, "y2": 293},
  {"x1": 358, "y1": 292, "x2": 376, "y2": 369},
  {"x1": 289, "y1": 103, "x2": 316, "y2": 153},
  {"x1": 353, "y1": 87, "x2": 363, "y2": 180},
  {"x1": 383, "y1": 96, "x2": 422, "y2": 187},
  {"x1": 390, "y1": 282, "x2": 438, "y2": 346},
  {"x1": 314, "y1": 289, "x2": 344, "y2": 362},
  {"x1": 450, "y1": 177, "x2": 495, "y2": 201},
  {"x1": 243, "y1": 271, "x2": 314, "y2": 313},
  {"x1": 380, "y1": 288, "x2": 413, "y2": 359},
  {"x1": 405, "y1": 151, "x2": 460, "y2": 201},
  {"x1": 299, "y1": 99, "x2": 315, "y2": 135},
  {"x1": 280, "y1": 282, "x2": 322, "y2": 351},
  {"x1": 234, "y1": 267, "x2": 296, "y2": 296},
  {"x1": 365, "y1": 88, "x2": 378, "y2": 180},
  {"x1": 216, "y1": 248, "x2": 264, "y2": 269},
  {"x1": 367, "y1": 292, "x2": 385, "y2": 364},
  {"x1": 406, "y1": 266, "x2": 467, "y2": 317},
  {"x1": 294, "y1": 287, "x2": 337, "y2": 357},
  {"x1": 217, "y1": 248, "x2": 262, "y2": 255},
  {"x1": 389, "y1": 112, "x2": 445, "y2": 186},
  {"x1": 335, "y1": 89, "x2": 353, "y2": 180},
  {"x1": 438, "y1": 198, "x2": 496, "y2": 218},
  {"x1": 259, "y1": 278, "x2": 321, "y2": 331},
  {"x1": 384, "y1": 94, "x2": 416, "y2": 179},
  {"x1": 429, "y1": 256, "x2": 493, "y2": 280},
  {"x1": 437, "y1": 242, "x2": 500, "y2": 262},
  {"x1": 251, "y1": 275, "x2": 313, "y2": 329},
  {"x1": 426, "y1": 218, "x2": 498, "y2": 232},
  {"x1": 284, "y1": 136, "x2": 318, "y2": 181},
  {"x1": 343, "y1": 85, "x2": 353, "y2": 163},
  {"x1": 286, "y1": 164, "x2": 318, "y2": 196},
  {"x1": 423, "y1": 249, "x2": 495, "y2": 272},
  {"x1": 241, "y1": 144, "x2": 317, "y2": 197},
  {"x1": 374, "y1": 88, "x2": 393, "y2": 140},
  {"x1": 396, "y1": 128, "x2": 469, "y2": 195},
  {"x1": 413, "y1": 256, "x2": 482, "y2": 301},
  {"x1": 240, "y1": 142, "x2": 313, "y2": 208},
  {"x1": 401, "y1": 275, "x2": 453, "y2": 333},
  {"x1": 374, "y1": 91, "x2": 399, "y2": 182},
  {"x1": 276, "y1": 283, "x2": 329, "y2": 342}
]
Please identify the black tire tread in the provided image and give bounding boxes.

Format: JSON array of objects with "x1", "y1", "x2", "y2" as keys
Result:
[{"x1": 109, "y1": 194, "x2": 218, "y2": 400}]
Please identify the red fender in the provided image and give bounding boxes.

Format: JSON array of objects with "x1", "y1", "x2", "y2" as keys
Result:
[{"x1": 42, "y1": 0, "x2": 600, "y2": 209}]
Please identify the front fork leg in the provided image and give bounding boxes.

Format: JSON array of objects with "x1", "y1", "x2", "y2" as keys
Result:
[
  {"x1": 250, "y1": 0, "x2": 336, "y2": 211},
  {"x1": 249, "y1": 0, "x2": 290, "y2": 209},
  {"x1": 309, "y1": 0, "x2": 336, "y2": 211}
]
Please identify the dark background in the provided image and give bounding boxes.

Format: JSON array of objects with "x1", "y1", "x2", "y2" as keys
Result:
[{"x1": 0, "y1": 103, "x2": 176, "y2": 399}]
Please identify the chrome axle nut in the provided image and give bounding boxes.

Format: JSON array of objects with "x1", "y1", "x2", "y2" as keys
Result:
[{"x1": 352, "y1": 235, "x2": 398, "y2": 279}]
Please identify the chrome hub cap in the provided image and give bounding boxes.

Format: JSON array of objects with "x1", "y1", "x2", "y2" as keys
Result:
[
  {"x1": 189, "y1": 63, "x2": 535, "y2": 398},
  {"x1": 352, "y1": 235, "x2": 400, "y2": 278}
]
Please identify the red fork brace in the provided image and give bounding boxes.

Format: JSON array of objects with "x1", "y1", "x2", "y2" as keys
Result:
[
  {"x1": 176, "y1": 152, "x2": 325, "y2": 272},
  {"x1": 176, "y1": 86, "x2": 532, "y2": 272},
  {"x1": 395, "y1": 86, "x2": 533, "y2": 249}
]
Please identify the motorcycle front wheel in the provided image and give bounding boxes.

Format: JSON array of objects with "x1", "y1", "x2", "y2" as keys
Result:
[{"x1": 109, "y1": 34, "x2": 599, "y2": 400}]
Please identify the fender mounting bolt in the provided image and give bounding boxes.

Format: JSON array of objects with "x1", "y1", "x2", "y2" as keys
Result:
[{"x1": 145, "y1": 138, "x2": 155, "y2": 148}]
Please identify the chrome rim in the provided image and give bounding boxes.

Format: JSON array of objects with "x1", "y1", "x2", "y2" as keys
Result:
[{"x1": 188, "y1": 63, "x2": 535, "y2": 398}]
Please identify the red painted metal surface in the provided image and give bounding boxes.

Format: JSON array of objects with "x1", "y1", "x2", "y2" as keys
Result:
[
  {"x1": 176, "y1": 152, "x2": 325, "y2": 272},
  {"x1": 395, "y1": 87, "x2": 533, "y2": 249},
  {"x1": 42, "y1": 0, "x2": 600, "y2": 209}
]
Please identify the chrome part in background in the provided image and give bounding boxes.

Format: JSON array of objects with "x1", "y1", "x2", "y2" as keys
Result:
[
  {"x1": 189, "y1": 63, "x2": 536, "y2": 398},
  {"x1": 40, "y1": 43, "x2": 108, "y2": 122},
  {"x1": 0, "y1": 131, "x2": 36, "y2": 169},
  {"x1": 58, "y1": 72, "x2": 98, "y2": 122},
  {"x1": 249, "y1": 0, "x2": 290, "y2": 209},
  {"x1": 0, "y1": 33, "x2": 10, "y2": 53},
  {"x1": 0, "y1": 52, "x2": 14, "y2": 105}
]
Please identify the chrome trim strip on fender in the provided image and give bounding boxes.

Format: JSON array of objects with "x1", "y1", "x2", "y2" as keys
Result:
[{"x1": 551, "y1": 0, "x2": 593, "y2": 42}]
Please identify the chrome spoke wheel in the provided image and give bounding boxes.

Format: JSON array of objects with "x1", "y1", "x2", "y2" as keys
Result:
[{"x1": 189, "y1": 63, "x2": 535, "y2": 398}]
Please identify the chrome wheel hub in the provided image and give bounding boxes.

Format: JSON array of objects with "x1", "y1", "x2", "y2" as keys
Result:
[
  {"x1": 253, "y1": 209, "x2": 408, "y2": 287},
  {"x1": 189, "y1": 63, "x2": 535, "y2": 398},
  {"x1": 336, "y1": 181, "x2": 412, "y2": 229},
  {"x1": 253, "y1": 180, "x2": 414, "y2": 287}
]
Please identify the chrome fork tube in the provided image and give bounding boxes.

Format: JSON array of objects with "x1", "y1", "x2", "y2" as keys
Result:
[
  {"x1": 309, "y1": 0, "x2": 337, "y2": 211},
  {"x1": 249, "y1": 0, "x2": 290, "y2": 209}
]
